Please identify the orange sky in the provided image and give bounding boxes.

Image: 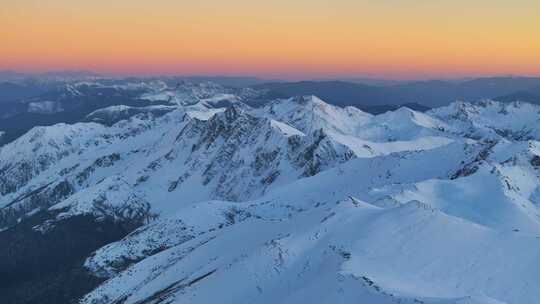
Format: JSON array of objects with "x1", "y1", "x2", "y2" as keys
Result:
[{"x1": 1, "y1": 0, "x2": 540, "y2": 79}]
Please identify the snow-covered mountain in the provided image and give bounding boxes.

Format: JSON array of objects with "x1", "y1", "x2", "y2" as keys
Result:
[{"x1": 1, "y1": 84, "x2": 540, "y2": 304}]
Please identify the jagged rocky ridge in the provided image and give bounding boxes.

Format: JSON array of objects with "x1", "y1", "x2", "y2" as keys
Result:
[{"x1": 1, "y1": 82, "x2": 540, "y2": 304}]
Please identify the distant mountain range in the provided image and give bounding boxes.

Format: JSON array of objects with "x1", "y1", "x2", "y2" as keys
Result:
[
  {"x1": 494, "y1": 85, "x2": 540, "y2": 105},
  {"x1": 0, "y1": 82, "x2": 44, "y2": 104},
  {"x1": 0, "y1": 70, "x2": 101, "y2": 82},
  {"x1": 0, "y1": 71, "x2": 273, "y2": 87},
  {"x1": 254, "y1": 77, "x2": 540, "y2": 108},
  {"x1": 0, "y1": 82, "x2": 166, "y2": 145},
  {"x1": 2, "y1": 76, "x2": 540, "y2": 146},
  {"x1": 3, "y1": 71, "x2": 540, "y2": 107}
]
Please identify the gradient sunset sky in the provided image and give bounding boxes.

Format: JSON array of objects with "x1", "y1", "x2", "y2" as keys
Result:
[{"x1": 2, "y1": 0, "x2": 540, "y2": 79}]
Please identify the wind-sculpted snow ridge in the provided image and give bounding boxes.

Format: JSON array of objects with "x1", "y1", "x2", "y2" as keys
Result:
[
  {"x1": 1, "y1": 91, "x2": 540, "y2": 304},
  {"x1": 0, "y1": 96, "x2": 356, "y2": 229},
  {"x1": 0, "y1": 122, "x2": 108, "y2": 196},
  {"x1": 81, "y1": 194, "x2": 539, "y2": 304},
  {"x1": 257, "y1": 95, "x2": 456, "y2": 157},
  {"x1": 429, "y1": 100, "x2": 540, "y2": 140}
]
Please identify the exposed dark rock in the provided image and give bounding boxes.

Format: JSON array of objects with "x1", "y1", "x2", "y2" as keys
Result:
[
  {"x1": 0, "y1": 180, "x2": 75, "y2": 228},
  {"x1": 532, "y1": 155, "x2": 540, "y2": 167}
]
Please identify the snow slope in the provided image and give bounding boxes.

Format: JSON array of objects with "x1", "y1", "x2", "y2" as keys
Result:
[
  {"x1": 430, "y1": 100, "x2": 540, "y2": 140},
  {"x1": 256, "y1": 96, "x2": 456, "y2": 157},
  {"x1": 82, "y1": 196, "x2": 540, "y2": 304}
]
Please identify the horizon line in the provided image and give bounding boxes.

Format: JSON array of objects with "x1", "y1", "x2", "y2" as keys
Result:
[{"x1": 3, "y1": 69, "x2": 540, "y2": 82}]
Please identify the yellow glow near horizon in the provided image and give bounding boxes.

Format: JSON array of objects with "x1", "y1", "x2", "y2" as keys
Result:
[{"x1": 1, "y1": 0, "x2": 540, "y2": 79}]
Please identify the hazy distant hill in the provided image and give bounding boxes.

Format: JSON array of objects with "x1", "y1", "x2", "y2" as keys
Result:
[
  {"x1": 253, "y1": 81, "x2": 409, "y2": 107},
  {"x1": 495, "y1": 86, "x2": 540, "y2": 105},
  {"x1": 313, "y1": 77, "x2": 406, "y2": 86},
  {"x1": 0, "y1": 82, "x2": 48, "y2": 103},
  {"x1": 0, "y1": 70, "x2": 27, "y2": 80},
  {"x1": 395, "y1": 77, "x2": 540, "y2": 106},
  {"x1": 172, "y1": 76, "x2": 278, "y2": 87},
  {"x1": 361, "y1": 103, "x2": 431, "y2": 114},
  {"x1": 256, "y1": 77, "x2": 540, "y2": 108}
]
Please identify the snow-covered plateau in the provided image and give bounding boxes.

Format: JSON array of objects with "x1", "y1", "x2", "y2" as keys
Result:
[{"x1": 1, "y1": 81, "x2": 540, "y2": 304}]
